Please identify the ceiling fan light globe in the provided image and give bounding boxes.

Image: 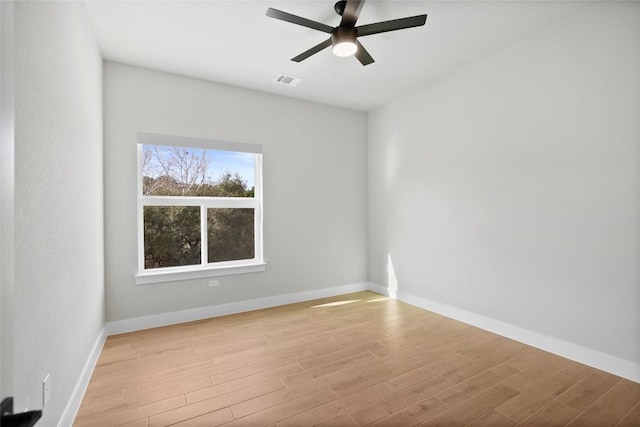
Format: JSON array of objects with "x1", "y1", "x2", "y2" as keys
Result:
[{"x1": 332, "y1": 41, "x2": 357, "y2": 57}]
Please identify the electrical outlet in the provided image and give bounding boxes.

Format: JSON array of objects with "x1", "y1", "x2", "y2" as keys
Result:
[
  {"x1": 43, "y1": 374, "x2": 50, "y2": 406},
  {"x1": 208, "y1": 280, "x2": 219, "y2": 287}
]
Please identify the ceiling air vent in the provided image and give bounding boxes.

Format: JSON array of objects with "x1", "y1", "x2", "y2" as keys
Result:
[{"x1": 274, "y1": 74, "x2": 301, "y2": 87}]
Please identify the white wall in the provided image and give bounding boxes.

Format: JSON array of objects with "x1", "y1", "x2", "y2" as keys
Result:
[
  {"x1": 14, "y1": 1, "x2": 104, "y2": 423},
  {"x1": 104, "y1": 62, "x2": 368, "y2": 322},
  {"x1": 0, "y1": 0, "x2": 16, "y2": 400},
  {"x1": 369, "y1": 2, "x2": 640, "y2": 367}
]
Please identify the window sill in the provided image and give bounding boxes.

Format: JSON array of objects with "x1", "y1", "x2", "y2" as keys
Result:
[{"x1": 135, "y1": 262, "x2": 266, "y2": 285}]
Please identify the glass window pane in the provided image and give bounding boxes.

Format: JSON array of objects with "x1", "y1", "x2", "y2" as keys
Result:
[
  {"x1": 142, "y1": 144, "x2": 255, "y2": 197},
  {"x1": 208, "y1": 208, "x2": 254, "y2": 263},
  {"x1": 144, "y1": 206, "x2": 201, "y2": 269}
]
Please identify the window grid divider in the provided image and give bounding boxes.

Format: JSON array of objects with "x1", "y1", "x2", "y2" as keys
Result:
[{"x1": 200, "y1": 205, "x2": 208, "y2": 266}]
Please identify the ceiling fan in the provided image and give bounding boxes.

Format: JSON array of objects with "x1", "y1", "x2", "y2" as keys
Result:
[{"x1": 266, "y1": 0, "x2": 427, "y2": 66}]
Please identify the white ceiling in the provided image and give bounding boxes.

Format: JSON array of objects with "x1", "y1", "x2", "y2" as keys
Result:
[{"x1": 84, "y1": 1, "x2": 590, "y2": 111}]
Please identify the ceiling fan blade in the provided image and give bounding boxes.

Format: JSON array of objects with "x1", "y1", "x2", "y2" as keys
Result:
[
  {"x1": 266, "y1": 8, "x2": 334, "y2": 34},
  {"x1": 356, "y1": 14, "x2": 427, "y2": 37},
  {"x1": 291, "y1": 38, "x2": 332, "y2": 62},
  {"x1": 354, "y1": 40, "x2": 374, "y2": 66},
  {"x1": 340, "y1": 0, "x2": 365, "y2": 28}
]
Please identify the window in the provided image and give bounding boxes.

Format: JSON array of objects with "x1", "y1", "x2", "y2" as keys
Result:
[{"x1": 136, "y1": 133, "x2": 264, "y2": 284}]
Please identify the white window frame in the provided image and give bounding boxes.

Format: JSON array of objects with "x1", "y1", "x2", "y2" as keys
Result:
[{"x1": 135, "y1": 132, "x2": 265, "y2": 285}]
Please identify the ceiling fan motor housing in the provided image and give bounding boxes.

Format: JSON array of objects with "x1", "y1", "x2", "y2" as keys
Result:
[{"x1": 331, "y1": 26, "x2": 357, "y2": 47}]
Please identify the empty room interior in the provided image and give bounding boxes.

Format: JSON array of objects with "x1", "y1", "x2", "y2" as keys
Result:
[{"x1": 1, "y1": 0, "x2": 639, "y2": 426}]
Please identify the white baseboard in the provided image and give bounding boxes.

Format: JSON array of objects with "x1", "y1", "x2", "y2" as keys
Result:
[
  {"x1": 106, "y1": 282, "x2": 370, "y2": 335},
  {"x1": 58, "y1": 326, "x2": 106, "y2": 427},
  {"x1": 367, "y1": 282, "x2": 640, "y2": 384}
]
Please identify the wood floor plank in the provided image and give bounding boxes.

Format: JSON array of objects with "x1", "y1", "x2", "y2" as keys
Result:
[
  {"x1": 74, "y1": 292, "x2": 640, "y2": 427},
  {"x1": 245, "y1": 349, "x2": 316, "y2": 367},
  {"x1": 91, "y1": 357, "x2": 168, "y2": 379},
  {"x1": 163, "y1": 407, "x2": 233, "y2": 427},
  {"x1": 589, "y1": 378, "x2": 640, "y2": 416},
  {"x1": 76, "y1": 390, "x2": 124, "y2": 416},
  {"x1": 457, "y1": 334, "x2": 517, "y2": 360},
  {"x1": 75, "y1": 395, "x2": 186, "y2": 427},
  {"x1": 419, "y1": 383, "x2": 520, "y2": 426},
  {"x1": 186, "y1": 378, "x2": 284, "y2": 413},
  {"x1": 556, "y1": 370, "x2": 620, "y2": 411},
  {"x1": 276, "y1": 381, "x2": 396, "y2": 427},
  {"x1": 369, "y1": 396, "x2": 450, "y2": 426},
  {"x1": 208, "y1": 358, "x2": 294, "y2": 385},
  {"x1": 138, "y1": 346, "x2": 194, "y2": 362},
  {"x1": 516, "y1": 400, "x2": 580, "y2": 427},
  {"x1": 148, "y1": 394, "x2": 236, "y2": 427},
  {"x1": 279, "y1": 351, "x2": 379, "y2": 387},
  {"x1": 564, "y1": 378, "x2": 640, "y2": 427},
  {"x1": 330, "y1": 357, "x2": 429, "y2": 397},
  {"x1": 123, "y1": 366, "x2": 216, "y2": 399},
  {"x1": 123, "y1": 377, "x2": 211, "y2": 407},
  {"x1": 502, "y1": 347, "x2": 551, "y2": 372},
  {"x1": 223, "y1": 388, "x2": 338, "y2": 427},
  {"x1": 350, "y1": 376, "x2": 453, "y2": 426},
  {"x1": 565, "y1": 403, "x2": 622, "y2": 426},
  {"x1": 116, "y1": 418, "x2": 148, "y2": 427},
  {"x1": 616, "y1": 401, "x2": 640, "y2": 426},
  {"x1": 231, "y1": 370, "x2": 352, "y2": 419},
  {"x1": 441, "y1": 343, "x2": 524, "y2": 384},
  {"x1": 184, "y1": 363, "x2": 300, "y2": 404},
  {"x1": 298, "y1": 343, "x2": 380, "y2": 370},
  {"x1": 313, "y1": 414, "x2": 359, "y2": 427},
  {"x1": 467, "y1": 410, "x2": 516, "y2": 426},
  {"x1": 501, "y1": 354, "x2": 575, "y2": 392},
  {"x1": 559, "y1": 362, "x2": 596, "y2": 381},
  {"x1": 387, "y1": 353, "x2": 471, "y2": 391},
  {"x1": 435, "y1": 363, "x2": 519, "y2": 407},
  {"x1": 496, "y1": 372, "x2": 578, "y2": 422}
]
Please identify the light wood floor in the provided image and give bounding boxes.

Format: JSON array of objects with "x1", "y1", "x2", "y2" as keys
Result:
[{"x1": 75, "y1": 291, "x2": 640, "y2": 427}]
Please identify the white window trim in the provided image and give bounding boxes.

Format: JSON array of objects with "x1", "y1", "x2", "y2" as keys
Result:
[
  {"x1": 135, "y1": 262, "x2": 267, "y2": 285},
  {"x1": 135, "y1": 132, "x2": 265, "y2": 285}
]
